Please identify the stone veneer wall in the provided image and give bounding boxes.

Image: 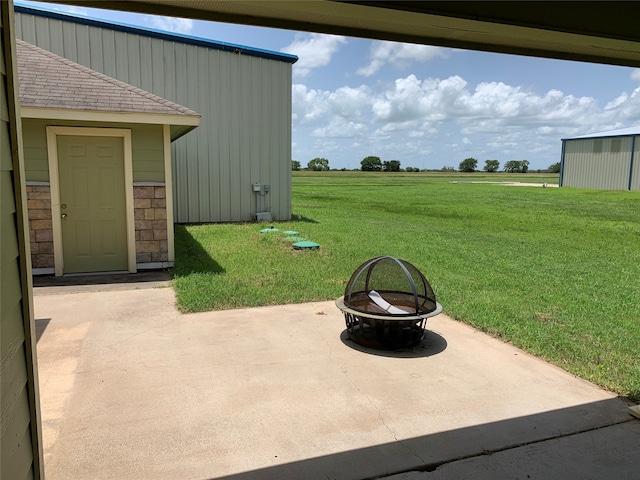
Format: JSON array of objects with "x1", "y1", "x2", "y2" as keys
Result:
[
  {"x1": 134, "y1": 185, "x2": 168, "y2": 264},
  {"x1": 26, "y1": 184, "x2": 54, "y2": 269},
  {"x1": 26, "y1": 183, "x2": 170, "y2": 272}
]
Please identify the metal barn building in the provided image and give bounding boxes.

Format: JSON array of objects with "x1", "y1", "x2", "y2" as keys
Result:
[
  {"x1": 560, "y1": 127, "x2": 640, "y2": 190},
  {"x1": 15, "y1": 4, "x2": 297, "y2": 223}
]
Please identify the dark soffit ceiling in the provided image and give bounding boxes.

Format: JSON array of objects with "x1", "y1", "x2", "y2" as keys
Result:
[{"x1": 51, "y1": 1, "x2": 640, "y2": 67}]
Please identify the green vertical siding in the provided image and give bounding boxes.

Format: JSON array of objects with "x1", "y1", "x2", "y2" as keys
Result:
[
  {"x1": 15, "y1": 11, "x2": 293, "y2": 223},
  {"x1": 21, "y1": 119, "x2": 164, "y2": 183}
]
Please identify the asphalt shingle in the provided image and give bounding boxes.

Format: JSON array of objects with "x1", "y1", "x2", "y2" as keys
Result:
[{"x1": 16, "y1": 39, "x2": 199, "y2": 117}]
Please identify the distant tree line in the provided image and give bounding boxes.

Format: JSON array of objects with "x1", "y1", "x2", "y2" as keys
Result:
[
  {"x1": 453, "y1": 157, "x2": 558, "y2": 173},
  {"x1": 292, "y1": 156, "x2": 562, "y2": 173}
]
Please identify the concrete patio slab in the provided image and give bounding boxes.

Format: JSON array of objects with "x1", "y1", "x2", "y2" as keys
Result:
[{"x1": 33, "y1": 285, "x2": 638, "y2": 480}]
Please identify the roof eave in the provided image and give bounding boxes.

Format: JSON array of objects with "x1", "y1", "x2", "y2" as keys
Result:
[{"x1": 21, "y1": 106, "x2": 201, "y2": 129}]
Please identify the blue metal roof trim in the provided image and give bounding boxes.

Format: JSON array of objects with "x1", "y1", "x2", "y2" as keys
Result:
[{"x1": 14, "y1": 3, "x2": 298, "y2": 64}]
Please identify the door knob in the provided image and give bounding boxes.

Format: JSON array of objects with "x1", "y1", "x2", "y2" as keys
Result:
[{"x1": 61, "y1": 213, "x2": 67, "y2": 218}]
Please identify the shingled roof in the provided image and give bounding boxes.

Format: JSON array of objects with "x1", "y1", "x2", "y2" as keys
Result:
[{"x1": 16, "y1": 39, "x2": 199, "y2": 117}]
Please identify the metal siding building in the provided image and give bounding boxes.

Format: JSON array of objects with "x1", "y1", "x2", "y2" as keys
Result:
[
  {"x1": 560, "y1": 127, "x2": 640, "y2": 190},
  {"x1": 15, "y1": 5, "x2": 296, "y2": 223}
]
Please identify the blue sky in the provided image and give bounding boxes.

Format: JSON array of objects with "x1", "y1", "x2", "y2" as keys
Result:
[{"x1": 22, "y1": 1, "x2": 640, "y2": 171}]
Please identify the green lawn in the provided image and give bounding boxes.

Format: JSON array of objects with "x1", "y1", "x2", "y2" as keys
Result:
[{"x1": 173, "y1": 171, "x2": 640, "y2": 401}]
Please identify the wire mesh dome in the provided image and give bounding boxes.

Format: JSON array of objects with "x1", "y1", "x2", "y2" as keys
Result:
[
  {"x1": 345, "y1": 256, "x2": 437, "y2": 316},
  {"x1": 336, "y1": 256, "x2": 441, "y2": 349}
]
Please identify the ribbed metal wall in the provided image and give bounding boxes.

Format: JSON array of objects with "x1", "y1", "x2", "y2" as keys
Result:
[
  {"x1": 562, "y1": 136, "x2": 635, "y2": 190},
  {"x1": 15, "y1": 11, "x2": 293, "y2": 222},
  {"x1": 630, "y1": 136, "x2": 640, "y2": 190}
]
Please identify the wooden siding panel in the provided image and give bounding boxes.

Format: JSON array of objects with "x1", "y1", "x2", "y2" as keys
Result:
[
  {"x1": 0, "y1": 332, "x2": 29, "y2": 447},
  {"x1": 1, "y1": 387, "x2": 33, "y2": 480},
  {"x1": 2, "y1": 5, "x2": 41, "y2": 477},
  {"x1": 22, "y1": 120, "x2": 48, "y2": 181}
]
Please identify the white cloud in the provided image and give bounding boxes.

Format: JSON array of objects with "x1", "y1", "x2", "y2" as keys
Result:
[
  {"x1": 312, "y1": 118, "x2": 366, "y2": 138},
  {"x1": 370, "y1": 74, "x2": 606, "y2": 134},
  {"x1": 631, "y1": 69, "x2": 640, "y2": 82},
  {"x1": 357, "y1": 41, "x2": 447, "y2": 77},
  {"x1": 281, "y1": 33, "x2": 347, "y2": 78},
  {"x1": 293, "y1": 72, "x2": 640, "y2": 168},
  {"x1": 292, "y1": 84, "x2": 371, "y2": 126},
  {"x1": 604, "y1": 87, "x2": 640, "y2": 123},
  {"x1": 146, "y1": 15, "x2": 194, "y2": 34}
]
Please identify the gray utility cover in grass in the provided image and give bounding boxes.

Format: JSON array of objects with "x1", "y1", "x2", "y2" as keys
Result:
[{"x1": 15, "y1": 4, "x2": 298, "y2": 223}]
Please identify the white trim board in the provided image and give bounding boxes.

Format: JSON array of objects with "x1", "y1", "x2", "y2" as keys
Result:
[
  {"x1": 23, "y1": 106, "x2": 199, "y2": 127},
  {"x1": 163, "y1": 124, "x2": 175, "y2": 263}
]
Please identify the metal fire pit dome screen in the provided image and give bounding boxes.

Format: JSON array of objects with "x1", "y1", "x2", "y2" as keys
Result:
[
  {"x1": 336, "y1": 256, "x2": 442, "y2": 349},
  {"x1": 345, "y1": 256, "x2": 437, "y2": 316}
]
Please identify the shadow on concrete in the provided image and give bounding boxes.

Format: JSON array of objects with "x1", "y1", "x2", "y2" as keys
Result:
[
  {"x1": 173, "y1": 225, "x2": 225, "y2": 276},
  {"x1": 208, "y1": 398, "x2": 637, "y2": 480},
  {"x1": 339, "y1": 329, "x2": 447, "y2": 358},
  {"x1": 35, "y1": 318, "x2": 50, "y2": 343}
]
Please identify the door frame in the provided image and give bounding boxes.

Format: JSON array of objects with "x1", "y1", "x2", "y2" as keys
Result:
[{"x1": 46, "y1": 126, "x2": 136, "y2": 276}]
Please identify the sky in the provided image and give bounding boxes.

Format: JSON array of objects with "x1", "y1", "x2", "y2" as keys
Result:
[{"x1": 21, "y1": 1, "x2": 640, "y2": 171}]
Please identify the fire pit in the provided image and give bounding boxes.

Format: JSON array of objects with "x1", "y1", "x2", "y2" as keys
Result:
[{"x1": 335, "y1": 256, "x2": 442, "y2": 349}]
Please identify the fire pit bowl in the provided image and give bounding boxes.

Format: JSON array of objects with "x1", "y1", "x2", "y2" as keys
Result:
[{"x1": 335, "y1": 256, "x2": 442, "y2": 349}]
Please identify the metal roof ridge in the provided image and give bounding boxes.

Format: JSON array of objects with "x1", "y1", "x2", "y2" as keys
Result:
[{"x1": 14, "y1": 2, "x2": 298, "y2": 64}]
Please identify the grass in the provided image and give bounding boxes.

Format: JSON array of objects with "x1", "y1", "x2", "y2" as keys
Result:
[{"x1": 173, "y1": 171, "x2": 640, "y2": 401}]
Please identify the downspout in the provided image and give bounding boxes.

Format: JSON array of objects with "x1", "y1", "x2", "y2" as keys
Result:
[{"x1": 628, "y1": 135, "x2": 636, "y2": 191}]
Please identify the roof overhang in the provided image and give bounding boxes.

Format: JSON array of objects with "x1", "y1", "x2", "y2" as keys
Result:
[
  {"x1": 21, "y1": 106, "x2": 200, "y2": 141},
  {"x1": 50, "y1": 1, "x2": 640, "y2": 67}
]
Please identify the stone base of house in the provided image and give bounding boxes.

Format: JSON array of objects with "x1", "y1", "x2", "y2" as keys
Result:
[
  {"x1": 26, "y1": 182, "x2": 171, "y2": 275},
  {"x1": 26, "y1": 183, "x2": 55, "y2": 270},
  {"x1": 134, "y1": 184, "x2": 169, "y2": 264}
]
